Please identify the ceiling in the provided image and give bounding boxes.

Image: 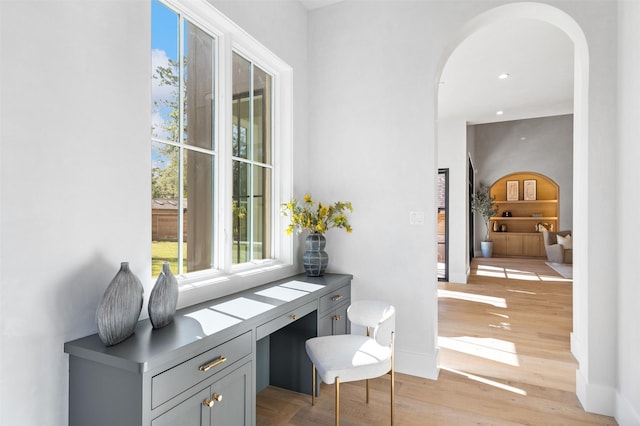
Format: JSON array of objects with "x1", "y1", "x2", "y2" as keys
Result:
[
  {"x1": 299, "y1": 1, "x2": 575, "y2": 126},
  {"x1": 299, "y1": 0, "x2": 343, "y2": 10},
  {"x1": 439, "y1": 18, "x2": 575, "y2": 125}
]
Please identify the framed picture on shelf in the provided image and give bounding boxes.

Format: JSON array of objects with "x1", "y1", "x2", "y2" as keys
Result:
[
  {"x1": 506, "y1": 180, "x2": 519, "y2": 201},
  {"x1": 524, "y1": 179, "x2": 537, "y2": 200}
]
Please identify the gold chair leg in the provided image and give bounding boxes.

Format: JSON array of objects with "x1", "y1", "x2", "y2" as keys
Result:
[
  {"x1": 366, "y1": 379, "x2": 369, "y2": 403},
  {"x1": 391, "y1": 332, "x2": 395, "y2": 426},
  {"x1": 312, "y1": 364, "x2": 316, "y2": 406},
  {"x1": 390, "y1": 366, "x2": 395, "y2": 425},
  {"x1": 335, "y1": 377, "x2": 340, "y2": 426}
]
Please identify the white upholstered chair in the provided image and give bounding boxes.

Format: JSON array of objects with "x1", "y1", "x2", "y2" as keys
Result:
[
  {"x1": 543, "y1": 230, "x2": 573, "y2": 264},
  {"x1": 305, "y1": 300, "x2": 396, "y2": 425}
]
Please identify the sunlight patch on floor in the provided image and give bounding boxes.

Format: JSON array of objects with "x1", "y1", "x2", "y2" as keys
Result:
[
  {"x1": 507, "y1": 288, "x2": 537, "y2": 295},
  {"x1": 505, "y1": 270, "x2": 540, "y2": 281},
  {"x1": 441, "y1": 366, "x2": 528, "y2": 396},
  {"x1": 438, "y1": 336, "x2": 520, "y2": 366},
  {"x1": 476, "y1": 264, "x2": 571, "y2": 283},
  {"x1": 476, "y1": 265, "x2": 507, "y2": 278},
  {"x1": 538, "y1": 273, "x2": 572, "y2": 283},
  {"x1": 488, "y1": 322, "x2": 511, "y2": 330},
  {"x1": 438, "y1": 289, "x2": 507, "y2": 308}
]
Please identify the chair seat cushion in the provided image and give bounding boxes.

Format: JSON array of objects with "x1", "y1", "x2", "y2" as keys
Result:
[{"x1": 305, "y1": 334, "x2": 392, "y2": 385}]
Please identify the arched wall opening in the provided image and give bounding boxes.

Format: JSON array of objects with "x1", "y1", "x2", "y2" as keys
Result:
[{"x1": 435, "y1": 1, "x2": 591, "y2": 408}]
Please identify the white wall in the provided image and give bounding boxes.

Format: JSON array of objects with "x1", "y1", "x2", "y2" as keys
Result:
[
  {"x1": 437, "y1": 119, "x2": 469, "y2": 284},
  {"x1": 616, "y1": 1, "x2": 640, "y2": 423},
  {"x1": 472, "y1": 114, "x2": 574, "y2": 232},
  {"x1": 1, "y1": 2, "x2": 151, "y2": 424},
  {"x1": 307, "y1": 0, "x2": 447, "y2": 378},
  {"x1": 0, "y1": 1, "x2": 308, "y2": 424}
]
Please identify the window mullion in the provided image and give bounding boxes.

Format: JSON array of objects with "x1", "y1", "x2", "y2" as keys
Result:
[
  {"x1": 248, "y1": 62, "x2": 255, "y2": 262},
  {"x1": 177, "y1": 14, "x2": 186, "y2": 275},
  {"x1": 218, "y1": 34, "x2": 233, "y2": 273}
]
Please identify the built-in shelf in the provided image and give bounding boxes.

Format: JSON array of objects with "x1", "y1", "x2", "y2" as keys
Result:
[
  {"x1": 489, "y1": 172, "x2": 559, "y2": 257},
  {"x1": 495, "y1": 200, "x2": 558, "y2": 204},
  {"x1": 492, "y1": 217, "x2": 557, "y2": 221}
]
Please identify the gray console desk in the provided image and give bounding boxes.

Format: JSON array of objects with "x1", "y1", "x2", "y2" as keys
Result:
[{"x1": 64, "y1": 273, "x2": 352, "y2": 426}]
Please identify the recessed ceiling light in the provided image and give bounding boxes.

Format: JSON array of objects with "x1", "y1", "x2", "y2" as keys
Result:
[
  {"x1": 499, "y1": 73, "x2": 510, "y2": 79},
  {"x1": 496, "y1": 110, "x2": 504, "y2": 115}
]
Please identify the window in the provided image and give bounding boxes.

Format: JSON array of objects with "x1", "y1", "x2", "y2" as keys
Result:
[
  {"x1": 151, "y1": 0, "x2": 292, "y2": 282},
  {"x1": 232, "y1": 53, "x2": 273, "y2": 265}
]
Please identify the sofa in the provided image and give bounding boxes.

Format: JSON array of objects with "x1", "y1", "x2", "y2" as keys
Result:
[{"x1": 542, "y1": 230, "x2": 573, "y2": 264}]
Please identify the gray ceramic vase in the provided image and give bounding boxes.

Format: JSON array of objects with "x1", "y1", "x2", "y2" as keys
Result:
[
  {"x1": 148, "y1": 262, "x2": 179, "y2": 329},
  {"x1": 96, "y1": 262, "x2": 144, "y2": 346},
  {"x1": 303, "y1": 233, "x2": 329, "y2": 277}
]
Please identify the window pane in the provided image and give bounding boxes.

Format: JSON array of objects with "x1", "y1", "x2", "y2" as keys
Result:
[
  {"x1": 151, "y1": 0, "x2": 179, "y2": 143},
  {"x1": 153, "y1": 2, "x2": 218, "y2": 277},
  {"x1": 252, "y1": 165, "x2": 272, "y2": 260},
  {"x1": 152, "y1": 142, "x2": 181, "y2": 277},
  {"x1": 184, "y1": 20, "x2": 215, "y2": 151},
  {"x1": 252, "y1": 66, "x2": 271, "y2": 165},
  {"x1": 232, "y1": 53, "x2": 251, "y2": 159},
  {"x1": 232, "y1": 161, "x2": 249, "y2": 264},
  {"x1": 185, "y1": 148, "x2": 214, "y2": 273}
]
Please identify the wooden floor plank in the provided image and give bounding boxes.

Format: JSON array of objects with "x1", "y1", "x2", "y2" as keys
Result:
[{"x1": 256, "y1": 258, "x2": 617, "y2": 425}]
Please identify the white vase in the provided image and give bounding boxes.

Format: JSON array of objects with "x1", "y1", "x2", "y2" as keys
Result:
[
  {"x1": 96, "y1": 262, "x2": 144, "y2": 346},
  {"x1": 481, "y1": 241, "x2": 493, "y2": 258}
]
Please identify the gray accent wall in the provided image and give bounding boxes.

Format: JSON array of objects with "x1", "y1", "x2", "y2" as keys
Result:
[{"x1": 471, "y1": 114, "x2": 573, "y2": 232}]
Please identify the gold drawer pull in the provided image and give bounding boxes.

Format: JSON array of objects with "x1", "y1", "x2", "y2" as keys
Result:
[
  {"x1": 333, "y1": 315, "x2": 342, "y2": 321},
  {"x1": 331, "y1": 295, "x2": 343, "y2": 302},
  {"x1": 199, "y1": 356, "x2": 227, "y2": 372},
  {"x1": 290, "y1": 314, "x2": 297, "y2": 320}
]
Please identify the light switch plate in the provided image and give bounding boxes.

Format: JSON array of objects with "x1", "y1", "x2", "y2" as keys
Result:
[{"x1": 409, "y1": 211, "x2": 425, "y2": 225}]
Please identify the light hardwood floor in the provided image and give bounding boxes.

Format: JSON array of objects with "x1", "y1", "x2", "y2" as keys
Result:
[{"x1": 256, "y1": 257, "x2": 617, "y2": 425}]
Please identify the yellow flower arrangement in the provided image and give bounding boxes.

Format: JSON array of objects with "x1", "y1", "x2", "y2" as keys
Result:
[{"x1": 281, "y1": 194, "x2": 353, "y2": 236}]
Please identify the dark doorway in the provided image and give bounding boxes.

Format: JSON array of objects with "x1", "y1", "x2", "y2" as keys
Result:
[
  {"x1": 438, "y1": 169, "x2": 449, "y2": 281},
  {"x1": 468, "y1": 159, "x2": 475, "y2": 262}
]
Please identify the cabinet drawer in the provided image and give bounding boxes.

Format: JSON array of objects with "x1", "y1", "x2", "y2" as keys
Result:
[
  {"x1": 256, "y1": 300, "x2": 316, "y2": 340},
  {"x1": 319, "y1": 285, "x2": 350, "y2": 314},
  {"x1": 319, "y1": 303, "x2": 349, "y2": 337},
  {"x1": 152, "y1": 331, "x2": 251, "y2": 409}
]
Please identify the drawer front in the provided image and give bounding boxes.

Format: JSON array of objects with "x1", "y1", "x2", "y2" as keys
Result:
[
  {"x1": 319, "y1": 284, "x2": 350, "y2": 314},
  {"x1": 319, "y1": 303, "x2": 349, "y2": 337},
  {"x1": 256, "y1": 300, "x2": 317, "y2": 340},
  {"x1": 152, "y1": 331, "x2": 251, "y2": 409}
]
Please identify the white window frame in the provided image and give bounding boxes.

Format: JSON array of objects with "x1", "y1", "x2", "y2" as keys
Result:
[{"x1": 155, "y1": 0, "x2": 294, "y2": 301}]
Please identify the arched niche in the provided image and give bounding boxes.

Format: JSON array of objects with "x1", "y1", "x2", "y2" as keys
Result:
[
  {"x1": 488, "y1": 172, "x2": 560, "y2": 257},
  {"x1": 490, "y1": 172, "x2": 559, "y2": 232}
]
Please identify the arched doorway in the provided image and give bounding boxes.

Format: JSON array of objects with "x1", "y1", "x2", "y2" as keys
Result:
[{"x1": 435, "y1": 1, "x2": 590, "y2": 408}]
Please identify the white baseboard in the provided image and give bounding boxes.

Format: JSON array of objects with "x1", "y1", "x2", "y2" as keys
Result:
[
  {"x1": 576, "y1": 368, "x2": 615, "y2": 416},
  {"x1": 616, "y1": 391, "x2": 640, "y2": 426},
  {"x1": 570, "y1": 331, "x2": 581, "y2": 361},
  {"x1": 395, "y1": 347, "x2": 439, "y2": 380},
  {"x1": 448, "y1": 272, "x2": 468, "y2": 284}
]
